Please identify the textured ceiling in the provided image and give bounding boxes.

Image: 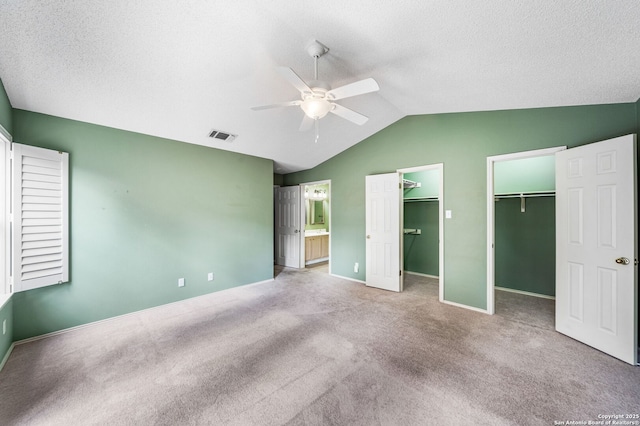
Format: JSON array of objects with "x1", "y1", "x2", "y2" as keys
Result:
[{"x1": 1, "y1": 1, "x2": 639, "y2": 173}]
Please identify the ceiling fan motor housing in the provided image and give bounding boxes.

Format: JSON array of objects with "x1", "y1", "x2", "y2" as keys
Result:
[{"x1": 308, "y1": 80, "x2": 331, "y2": 92}]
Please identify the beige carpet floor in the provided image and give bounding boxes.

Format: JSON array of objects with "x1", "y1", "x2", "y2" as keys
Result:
[{"x1": 0, "y1": 265, "x2": 638, "y2": 425}]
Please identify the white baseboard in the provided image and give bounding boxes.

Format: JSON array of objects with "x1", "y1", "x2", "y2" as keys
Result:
[
  {"x1": 0, "y1": 342, "x2": 15, "y2": 373},
  {"x1": 305, "y1": 257, "x2": 329, "y2": 265},
  {"x1": 494, "y1": 286, "x2": 555, "y2": 300},
  {"x1": 240, "y1": 278, "x2": 275, "y2": 288},
  {"x1": 330, "y1": 273, "x2": 366, "y2": 284},
  {"x1": 13, "y1": 278, "x2": 275, "y2": 347},
  {"x1": 441, "y1": 299, "x2": 491, "y2": 315},
  {"x1": 404, "y1": 271, "x2": 439, "y2": 279}
]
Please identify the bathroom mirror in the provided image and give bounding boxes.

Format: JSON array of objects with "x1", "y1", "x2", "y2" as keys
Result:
[{"x1": 310, "y1": 200, "x2": 324, "y2": 224}]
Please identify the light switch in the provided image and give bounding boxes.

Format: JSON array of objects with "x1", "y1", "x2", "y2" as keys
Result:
[{"x1": 445, "y1": 210, "x2": 452, "y2": 219}]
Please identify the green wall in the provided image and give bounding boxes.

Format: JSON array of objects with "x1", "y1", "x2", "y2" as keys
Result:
[
  {"x1": 494, "y1": 155, "x2": 555, "y2": 194},
  {"x1": 11, "y1": 110, "x2": 274, "y2": 340},
  {"x1": 493, "y1": 155, "x2": 555, "y2": 296},
  {"x1": 284, "y1": 103, "x2": 638, "y2": 310},
  {"x1": 403, "y1": 169, "x2": 440, "y2": 276},
  {"x1": 495, "y1": 197, "x2": 555, "y2": 296},
  {"x1": 0, "y1": 299, "x2": 12, "y2": 364},
  {"x1": 404, "y1": 201, "x2": 439, "y2": 276},
  {"x1": 403, "y1": 170, "x2": 439, "y2": 199},
  {"x1": 0, "y1": 79, "x2": 11, "y2": 134}
]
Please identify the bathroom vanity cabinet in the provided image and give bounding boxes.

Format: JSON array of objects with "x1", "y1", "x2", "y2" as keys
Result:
[{"x1": 305, "y1": 234, "x2": 329, "y2": 262}]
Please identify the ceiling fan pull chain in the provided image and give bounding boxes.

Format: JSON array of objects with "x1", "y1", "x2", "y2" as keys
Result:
[{"x1": 315, "y1": 119, "x2": 320, "y2": 143}]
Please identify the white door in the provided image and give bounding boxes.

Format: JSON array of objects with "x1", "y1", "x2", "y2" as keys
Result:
[
  {"x1": 365, "y1": 173, "x2": 402, "y2": 292},
  {"x1": 556, "y1": 134, "x2": 637, "y2": 365},
  {"x1": 275, "y1": 186, "x2": 302, "y2": 268}
]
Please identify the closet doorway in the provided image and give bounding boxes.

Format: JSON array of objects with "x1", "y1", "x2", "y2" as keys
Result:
[
  {"x1": 398, "y1": 164, "x2": 444, "y2": 301},
  {"x1": 486, "y1": 147, "x2": 565, "y2": 314},
  {"x1": 487, "y1": 137, "x2": 637, "y2": 365},
  {"x1": 301, "y1": 180, "x2": 331, "y2": 273}
]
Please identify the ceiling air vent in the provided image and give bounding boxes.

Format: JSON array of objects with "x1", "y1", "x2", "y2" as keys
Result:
[{"x1": 208, "y1": 129, "x2": 237, "y2": 143}]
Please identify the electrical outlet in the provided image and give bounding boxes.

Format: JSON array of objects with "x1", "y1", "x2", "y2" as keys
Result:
[
  {"x1": 354, "y1": 262, "x2": 359, "y2": 273},
  {"x1": 178, "y1": 278, "x2": 185, "y2": 287},
  {"x1": 208, "y1": 272, "x2": 214, "y2": 281}
]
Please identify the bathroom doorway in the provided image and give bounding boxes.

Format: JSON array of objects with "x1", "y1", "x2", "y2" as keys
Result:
[{"x1": 301, "y1": 180, "x2": 331, "y2": 273}]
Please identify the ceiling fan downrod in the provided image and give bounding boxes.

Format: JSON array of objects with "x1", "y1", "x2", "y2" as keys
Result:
[
  {"x1": 314, "y1": 55, "x2": 318, "y2": 80},
  {"x1": 307, "y1": 39, "x2": 328, "y2": 81}
]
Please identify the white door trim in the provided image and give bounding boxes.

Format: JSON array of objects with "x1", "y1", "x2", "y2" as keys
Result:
[
  {"x1": 486, "y1": 146, "x2": 566, "y2": 314},
  {"x1": 398, "y1": 163, "x2": 444, "y2": 301},
  {"x1": 1, "y1": 129, "x2": 11, "y2": 303}
]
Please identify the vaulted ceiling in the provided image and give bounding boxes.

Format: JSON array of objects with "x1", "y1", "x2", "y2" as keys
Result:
[{"x1": 1, "y1": 1, "x2": 639, "y2": 173}]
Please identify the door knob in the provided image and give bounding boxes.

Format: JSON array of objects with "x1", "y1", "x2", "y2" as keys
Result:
[
  {"x1": 366, "y1": 235, "x2": 371, "y2": 239},
  {"x1": 615, "y1": 257, "x2": 630, "y2": 265},
  {"x1": 294, "y1": 230, "x2": 299, "y2": 233}
]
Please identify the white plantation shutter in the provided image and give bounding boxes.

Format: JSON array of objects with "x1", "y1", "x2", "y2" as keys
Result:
[{"x1": 12, "y1": 143, "x2": 69, "y2": 292}]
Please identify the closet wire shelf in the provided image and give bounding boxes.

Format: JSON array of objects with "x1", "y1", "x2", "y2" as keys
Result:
[{"x1": 494, "y1": 191, "x2": 555, "y2": 213}]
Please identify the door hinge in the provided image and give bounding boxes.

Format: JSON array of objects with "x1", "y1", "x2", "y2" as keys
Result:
[{"x1": 400, "y1": 270, "x2": 402, "y2": 276}]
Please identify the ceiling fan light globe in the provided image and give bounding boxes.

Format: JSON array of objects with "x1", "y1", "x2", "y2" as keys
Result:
[{"x1": 301, "y1": 98, "x2": 332, "y2": 120}]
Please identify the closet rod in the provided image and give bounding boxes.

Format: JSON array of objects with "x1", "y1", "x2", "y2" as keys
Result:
[
  {"x1": 494, "y1": 191, "x2": 555, "y2": 213},
  {"x1": 494, "y1": 192, "x2": 555, "y2": 200},
  {"x1": 404, "y1": 197, "x2": 438, "y2": 203}
]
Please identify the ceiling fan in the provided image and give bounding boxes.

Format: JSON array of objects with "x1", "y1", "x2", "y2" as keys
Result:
[{"x1": 252, "y1": 40, "x2": 379, "y2": 141}]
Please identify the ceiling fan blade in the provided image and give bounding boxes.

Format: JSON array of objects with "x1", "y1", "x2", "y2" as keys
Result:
[
  {"x1": 326, "y1": 78, "x2": 379, "y2": 101},
  {"x1": 278, "y1": 67, "x2": 312, "y2": 95},
  {"x1": 251, "y1": 100, "x2": 301, "y2": 111},
  {"x1": 299, "y1": 115, "x2": 314, "y2": 132},
  {"x1": 330, "y1": 103, "x2": 369, "y2": 125}
]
